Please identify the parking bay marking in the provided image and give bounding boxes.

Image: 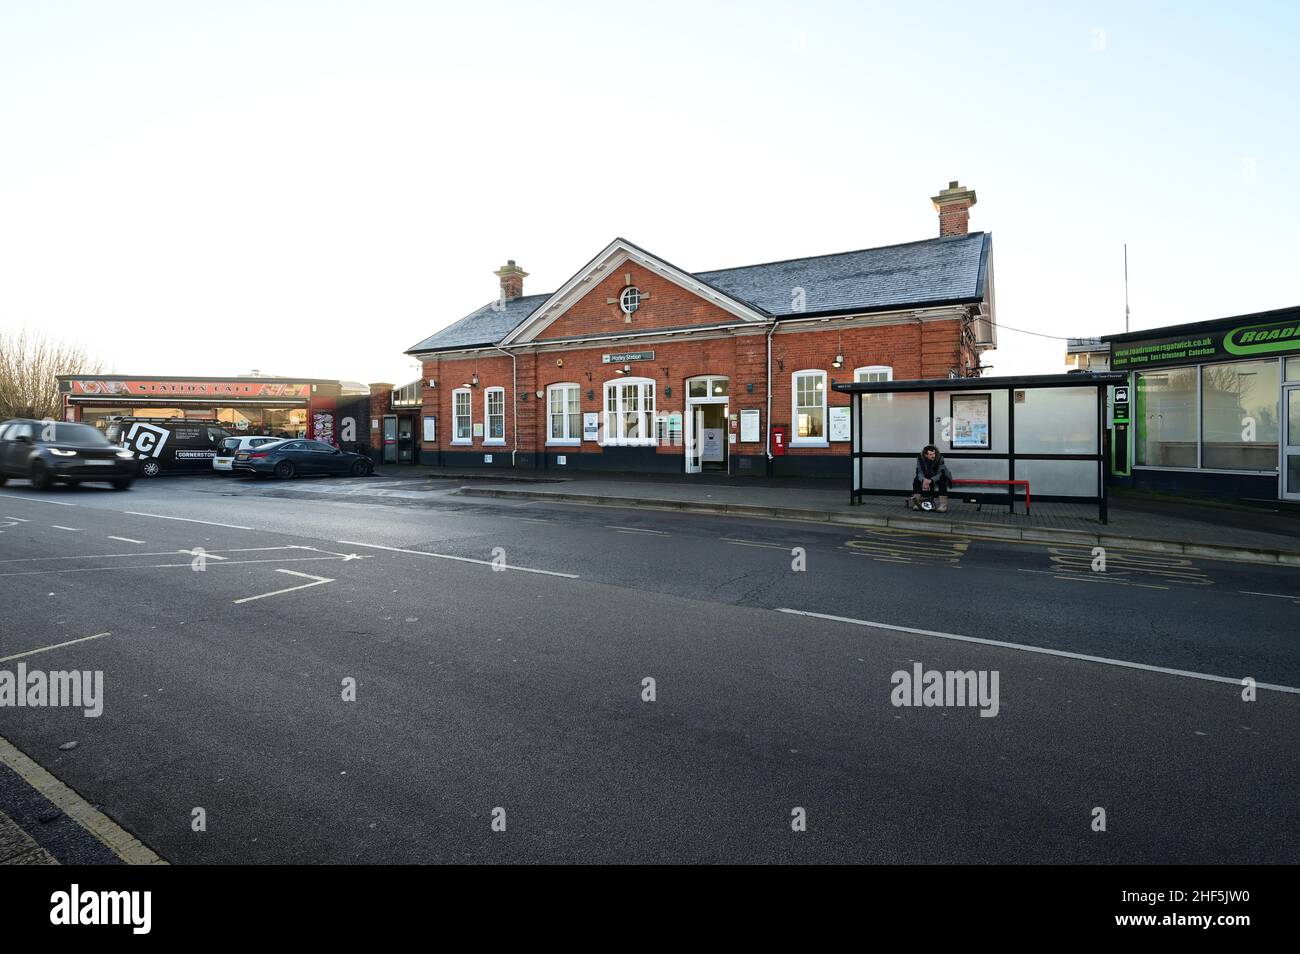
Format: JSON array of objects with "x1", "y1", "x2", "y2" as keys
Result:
[
  {"x1": 50, "y1": 525, "x2": 80, "y2": 532},
  {"x1": 775, "y1": 608, "x2": 1300, "y2": 695},
  {"x1": 338, "y1": 540, "x2": 579, "y2": 578},
  {"x1": 107, "y1": 536, "x2": 146, "y2": 544},
  {"x1": 233, "y1": 569, "x2": 335, "y2": 605},
  {"x1": 122, "y1": 511, "x2": 253, "y2": 530},
  {"x1": 0, "y1": 493, "x2": 75, "y2": 506},
  {"x1": 0, "y1": 632, "x2": 111, "y2": 664}
]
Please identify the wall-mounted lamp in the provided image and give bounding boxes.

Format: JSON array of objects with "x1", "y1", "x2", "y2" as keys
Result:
[
  {"x1": 427, "y1": 379, "x2": 437, "y2": 388},
  {"x1": 616, "y1": 364, "x2": 631, "y2": 375},
  {"x1": 831, "y1": 354, "x2": 844, "y2": 369},
  {"x1": 555, "y1": 358, "x2": 564, "y2": 367},
  {"x1": 535, "y1": 390, "x2": 544, "y2": 399},
  {"x1": 470, "y1": 373, "x2": 480, "y2": 387}
]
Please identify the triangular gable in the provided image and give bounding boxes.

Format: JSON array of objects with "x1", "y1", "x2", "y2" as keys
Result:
[{"x1": 499, "y1": 238, "x2": 770, "y2": 345}]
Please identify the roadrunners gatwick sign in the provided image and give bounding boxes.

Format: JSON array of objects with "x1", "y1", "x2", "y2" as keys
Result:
[{"x1": 1111, "y1": 315, "x2": 1300, "y2": 370}]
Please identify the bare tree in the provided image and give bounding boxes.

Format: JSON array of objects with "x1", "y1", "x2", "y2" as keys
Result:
[{"x1": 0, "y1": 328, "x2": 106, "y2": 420}]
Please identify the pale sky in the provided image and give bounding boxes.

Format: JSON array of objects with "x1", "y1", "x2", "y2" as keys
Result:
[{"x1": 3, "y1": 1, "x2": 1297, "y2": 385}]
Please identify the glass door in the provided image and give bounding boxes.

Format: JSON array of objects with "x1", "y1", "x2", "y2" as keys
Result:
[
  {"x1": 686, "y1": 407, "x2": 703, "y2": 474},
  {"x1": 1285, "y1": 387, "x2": 1300, "y2": 500}
]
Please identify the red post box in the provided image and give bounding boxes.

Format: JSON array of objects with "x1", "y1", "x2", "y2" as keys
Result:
[{"x1": 771, "y1": 425, "x2": 788, "y2": 456}]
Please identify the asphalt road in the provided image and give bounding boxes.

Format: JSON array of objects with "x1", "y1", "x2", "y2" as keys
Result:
[{"x1": 0, "y1": 473, "x2": 1297, "y2": 863}]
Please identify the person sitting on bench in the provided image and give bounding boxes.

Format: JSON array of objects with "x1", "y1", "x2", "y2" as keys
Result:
[{"x1": 908, "y1": 444, "x2": 952, "y2": 513}]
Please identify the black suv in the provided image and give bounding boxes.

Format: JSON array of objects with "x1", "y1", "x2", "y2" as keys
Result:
[
  {"x1": 0, "y1": 419, "x2": 136, "y2": 490},
  {"x1": 105, "y1": 417, "x2": 234, "y2": 477}
]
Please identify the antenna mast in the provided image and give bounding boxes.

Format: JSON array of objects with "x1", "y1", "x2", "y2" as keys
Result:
[{"x1": 1123, "y1": 243, "x2": 1130, "y2": 333}]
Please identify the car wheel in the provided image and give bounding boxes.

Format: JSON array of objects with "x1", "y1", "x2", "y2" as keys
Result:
[
  {"x1": 30, "y1": 461, "x2": 53, "y2": 490},
  {"x1": 0, "y1": 474, "x2": 7, "y2": 486},
  {"x1": 274, "y1": 460, "x2": 295, "y2": 480},
  {"x1": 111, "y1": 478, "x2": 134, "y2": 491},
  {"x1": 349, "y1": 460, "x2": 370, "y2": 478},
  {"x1": 140, "y1": 460, "x2": 161, "y2": 478}
]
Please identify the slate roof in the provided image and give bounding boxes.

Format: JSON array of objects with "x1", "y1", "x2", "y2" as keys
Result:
[
  {"x1": 696, "y1": 232, "x2": 989, "y2": 317},
  {"x1": 406, "y1": 232, "x2": 991, "y2": 354},
  {"x1": 406, "y1": 293, "x2": 551, "y2": 354}
]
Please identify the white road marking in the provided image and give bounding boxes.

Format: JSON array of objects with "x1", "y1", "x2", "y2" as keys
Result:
[
  {"x1": 606, "y1": 525, "x2": 669, "y2": 535},
  {"x1": 775, "y1": 608, "x2": 1300, "y2": 695},
  {"x1": 1241, "y1": 590, "x2": 1299, "y2": 601},
  {"x1": 338, "y1": 540, "x2": 579, "y2": 578},
  {"x1": 4, "y1": 516, "x2": 30, "y2": 521},
  {"x1": 123, "y1": 511, "x2": 253, "y2": 530},
  {"x1": 0, "y1": 493, "x2": 75, "y2": 506},
  {"x1": 233, "y1": 569, "x2": 335, "y2": 604},
  {"x1": 722, "y1": 539, "x2": 788, "y2": 550},
  {"x1": 1017, "y1": 567, "x2": 1169, "y2": 590},
  {"x1": 0, "y1": 546, "x2": 308, "y2": 565},
  {"x1": 179, "y1": 549, "x2": 228, "y2": 561},
  {"x1": 0, "y1": 632, "x2": 111, "y2": 663},
  {"x1": 50, "y1": 525, "x2": 80, "y2": 532},
  {"x1": 0, "y1": 555, "x2": 366, "y2": 578},
  {"x1": 106, "y1": 536, "x2": 146, "y2": 544}
]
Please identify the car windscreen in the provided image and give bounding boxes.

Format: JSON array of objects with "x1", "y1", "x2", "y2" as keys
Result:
[{"x1": 50, "y1": 424, "x2": 110, "y2": 445}]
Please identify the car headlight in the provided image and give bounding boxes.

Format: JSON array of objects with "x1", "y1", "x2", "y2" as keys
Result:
[
  {"x1": 49, "y1": 448, "x2": 77, "y2": 457},
  {"x1": 116, "y1": 450, "x2": 135, "y2": 459}
]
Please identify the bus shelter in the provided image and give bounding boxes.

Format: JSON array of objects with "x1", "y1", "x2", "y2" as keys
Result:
[{"x1": 834, "y1": 372, "x2": 1125, "y2": 524}]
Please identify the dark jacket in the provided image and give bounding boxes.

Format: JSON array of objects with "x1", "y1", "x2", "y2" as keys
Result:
[{"x1": 915, "y1": 452, "x2": 952, "y2": 485}]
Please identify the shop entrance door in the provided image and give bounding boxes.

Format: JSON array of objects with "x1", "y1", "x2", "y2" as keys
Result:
[{"x1": 1284, "y1": 386, "x2": 1300, "y2": 500}]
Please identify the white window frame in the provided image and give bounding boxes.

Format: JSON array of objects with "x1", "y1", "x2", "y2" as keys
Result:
[
  {"x1": 854, "y1": 365, "x2": 893, "y2": 383},
  {"x1": 602, "y1": 377, "x2": 656, "y2": 446},
  {"x1": 790, "y1": 369, "x2": 828, "y2": 447},
  {"x1": 546, "y1": 383, "x2": 582, "y2": 446},
  {"x1": 484, "y1": 387, "x2": 506, "y2": 444},
  {"x1": 451, "y1": 388, "x2": 472, "y2": 444}
]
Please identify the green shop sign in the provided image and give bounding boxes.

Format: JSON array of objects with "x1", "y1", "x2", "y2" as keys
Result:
[{"x1": 1112, "y1": 316, "x2": 1300, "y2": 370}]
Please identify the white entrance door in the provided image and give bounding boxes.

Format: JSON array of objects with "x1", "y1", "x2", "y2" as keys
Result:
[
  {"x1": 1284, "y1": 386, "x2": 1300, "y2": 500},
  {"x1": 686, "y1": 407, "x2": 704, "y2": 474}
]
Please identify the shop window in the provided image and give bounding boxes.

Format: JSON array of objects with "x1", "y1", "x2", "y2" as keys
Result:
[
  {"x1": 1136, "y1": 368, "x2": 1197, "y2": 467},
  {"x1": 602, "y1": 378, "x2": 656, "y2": 445},
  {"x1": 1201, "y1": 360, "x2": 1279, "y2": 471},
  {"x1": 452, "y1": 388, "x2": 472, "y2": 443},
  {"x1": 547, "y1": 384, "x2": 581, "y2": 444},
  {"x1": 791, "y1": 370, "x2": 827, "y2": 445},
  {"x1": 485, "y1": 387, "x2": 506, "y2": 444},
  {"x1": 1286, "y1": 356, "x2": 1300, "y2": 383}
]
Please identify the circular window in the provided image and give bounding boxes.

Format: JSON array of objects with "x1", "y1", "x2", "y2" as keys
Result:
[{"x1": 619, "y1": 286, "x2": 641, "y2": 315}]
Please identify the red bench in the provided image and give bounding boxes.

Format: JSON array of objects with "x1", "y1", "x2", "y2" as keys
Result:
[{"x1": 951, "y1": 478, "x2": 1031, "y2": 514}]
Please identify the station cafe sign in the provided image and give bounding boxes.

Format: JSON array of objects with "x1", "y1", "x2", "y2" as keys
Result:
[
  {"x1": 61, "y1": 378, "x2": 314, "y2": 400},
  {"x1": 1110, "y1": 312, "x2": 1300, "y2": 370}
]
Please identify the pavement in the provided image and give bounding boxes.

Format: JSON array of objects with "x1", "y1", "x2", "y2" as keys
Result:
[
  {"x1": 0, "y1": 472, "x2": 1297, "y2": 863},
  {"x1": 372, "y1": 464, "x2": 1300, "y2": 564}
]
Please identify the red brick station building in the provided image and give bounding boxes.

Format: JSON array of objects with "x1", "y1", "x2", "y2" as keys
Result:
[{"x1": 383, "y1": 182, "x2": 996, "y2": 477}]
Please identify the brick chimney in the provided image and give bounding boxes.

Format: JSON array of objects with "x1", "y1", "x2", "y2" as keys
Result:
[
  {"x1": 494, "y1": 260, "x2": 528, "y2": 301},
  {"x1": 931, "y1": 181, "x2": 977, "y2": 237}
]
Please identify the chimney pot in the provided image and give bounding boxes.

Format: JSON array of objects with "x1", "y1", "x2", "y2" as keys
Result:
[{"x1": 930, "y1": 181, "x2": 978, "y2": 237}]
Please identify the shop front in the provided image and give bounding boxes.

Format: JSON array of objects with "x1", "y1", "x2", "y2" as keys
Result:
[
  {"x1": 59, "y1": 375, "x2": 371, "y2": 450},
  {"x1": 1103, "y1": 305, "x2": 1300, "y2": 502}
]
